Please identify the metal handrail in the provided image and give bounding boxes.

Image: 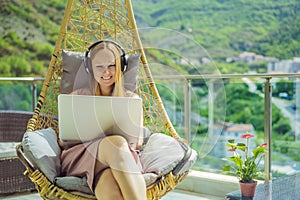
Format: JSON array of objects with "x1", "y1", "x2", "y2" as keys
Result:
[{"x1": 148, "y1": 73, "x2": 300, "y2": 79}]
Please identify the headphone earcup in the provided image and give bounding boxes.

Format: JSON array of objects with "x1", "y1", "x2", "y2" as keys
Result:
[
  {"x1": 121, "y1": 55, "x2": 128, "y2": 72},
  {"x1": 84, "y1": 55, "x2": 93, "y2": 75}
]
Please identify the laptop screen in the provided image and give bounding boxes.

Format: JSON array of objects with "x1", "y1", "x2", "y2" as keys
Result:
[{"x1": 58, "y1": 94, "x2": 143, "y2": 147}]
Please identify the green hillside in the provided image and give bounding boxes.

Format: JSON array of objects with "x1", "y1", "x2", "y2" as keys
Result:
[
  {"x1": 1, "y1": 0, "x2": 299, "y2": 77},
  {"x1": 0, "y1": 0, "x2": 66, "y2": 76},
  {"x1": 133, "y1": 0, "x2": 300, "y2": 60}
]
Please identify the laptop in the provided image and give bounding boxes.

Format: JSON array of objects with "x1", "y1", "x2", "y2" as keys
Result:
[{"x1": 58, "y1": 94, "x2": 143, "y2": 147}]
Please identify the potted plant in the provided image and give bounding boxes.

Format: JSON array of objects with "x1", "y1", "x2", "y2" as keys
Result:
[{"x1": 222, "y1": 132, "x2": 267, "y2": 198}]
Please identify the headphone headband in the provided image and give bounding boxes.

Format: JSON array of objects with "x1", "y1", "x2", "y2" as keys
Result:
[{"x1": 87, "y1": 40, "x2": 125, "y2": 55}]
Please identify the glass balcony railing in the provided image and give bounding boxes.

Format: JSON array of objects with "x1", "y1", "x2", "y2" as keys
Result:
[
  {"x1": 1, "y1": 73, "x2": 300, "y2": 181},
  {"x1": 0, "y1": 77, "x2": 44, "y2": 112},
  {"x1": 152, "y1": 73, "x2": 300, "y2": 181}
]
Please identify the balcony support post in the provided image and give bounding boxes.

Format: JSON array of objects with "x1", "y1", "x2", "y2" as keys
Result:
[
  {"x1": 264, "y1": 77, "x2": 272, "y2": 181},
  {"x1": 184, "y1": 79, "x2": 191, "y2": 144},
  {"x1": 31, "y1": 82, "x2": 37, "y2": 112}
]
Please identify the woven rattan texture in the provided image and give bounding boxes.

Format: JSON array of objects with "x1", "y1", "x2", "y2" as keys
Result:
[
  {"x1": 0, "y1": 157, "x2": 35, "y2": 194},
  {"x1": 0, "y1": 111, "x2": 35, "y2": 194},
  {"x1": 0, "y1": 111, "x2": 33, "y2": 142}
]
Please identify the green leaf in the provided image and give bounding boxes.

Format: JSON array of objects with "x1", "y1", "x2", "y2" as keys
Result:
[
  {"x1": 236, "y1": 143, "x2": 246, "y2": 151},
  {"x1": 222, "y1": 165, "x2": 231, "y2": 172},
  {"x1": 228, "y1": 156, "x2": 243, "y2": 167},
  {"x1": 228, "y1": 139, "x2": 235, "y2": 143},
  {"x1": 252, "y1": 146, "x2": 265, "y2": 158}
]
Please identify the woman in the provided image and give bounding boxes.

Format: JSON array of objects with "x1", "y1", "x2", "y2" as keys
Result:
[{"x1": 60, "y1": 40, "x2": 147, "y2": 200}]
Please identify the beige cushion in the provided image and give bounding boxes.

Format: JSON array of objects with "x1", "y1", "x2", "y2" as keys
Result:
[{"x1": 60, "y1": 50, "x2": 140, "y2": 94}]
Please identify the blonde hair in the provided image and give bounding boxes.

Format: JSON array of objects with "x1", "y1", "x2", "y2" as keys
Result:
[{"x1": 89, "y1": 41, "x2": 125, "y2": 96}]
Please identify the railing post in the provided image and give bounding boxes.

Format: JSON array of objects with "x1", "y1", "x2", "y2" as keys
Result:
[
  {"x1": 184, "y1": 79, "x2": 191, "y2": 144},
  {"x1": 31, "y1": 82, "x2": 37, "y2": 112},
  {"x1": 208, "y1": 80, "x2": 214, "y2": 141},
  {"x1": 264, "y1": 77, "x2": 272, "y2": 181}
]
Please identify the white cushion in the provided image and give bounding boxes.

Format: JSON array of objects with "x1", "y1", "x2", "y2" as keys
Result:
[
  {"x1": 0, "y1": 142, "x2": 19, "y2": 158},
  {"x1": 174, "y1": 148, "x2": 198, "y2": 175},
  {"x1": 22, "y1": 128, "x2": 61, "y2": 182},
  {"x1": 140, "y1": 133, "x2": 185, "y2": 177},
  {"x1": 54, "y1": 176, "x2": 93, "y2": 195},
  {"x1": 60, "y1": 50, "x2": 89, "y2": 94},
  {"x1": 143, "y1": 173, "x2": 158, "y2": 186}
]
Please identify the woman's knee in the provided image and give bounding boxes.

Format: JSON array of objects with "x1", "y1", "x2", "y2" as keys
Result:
[
  {"x1": 100, "y1": 135, "x2": 128, "y2": 151},
  {"x1": 98, "y1": 135, "x2": 130, "y2": 161}
]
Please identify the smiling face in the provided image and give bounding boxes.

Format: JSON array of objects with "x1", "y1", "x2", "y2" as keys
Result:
[
  {"x1": 89, "y1": 40, "x2": 125, "y2": 96},
  {"x1": 91, "y1": 49, "x2": 116, "y2": 90}
]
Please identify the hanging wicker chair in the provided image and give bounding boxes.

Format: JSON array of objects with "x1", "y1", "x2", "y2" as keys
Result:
[{"x1": 16, "y1": 0, "x2": 196, "y2": 199}]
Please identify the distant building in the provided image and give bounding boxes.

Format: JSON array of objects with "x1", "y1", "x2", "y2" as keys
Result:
[
  {"x1": 209, "y1": 123, "x2": 255, "y2": 158},
  {"x1": 268, "y1": 57, "x2": 300, "y2": 74},
  {"x1": 226, "y1": 52, "x2": 278, "y2": 64},
  {"x1": 221, "y1": 123, "x2": 254, "y2": 137}
]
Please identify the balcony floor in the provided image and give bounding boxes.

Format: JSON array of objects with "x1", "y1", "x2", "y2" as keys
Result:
[
  {"x1": 0, "y1": 189, "x2": 222, "y2": 200},
  {"x1": 162, "y1": 189, "x2": 223, "y2": 200}
]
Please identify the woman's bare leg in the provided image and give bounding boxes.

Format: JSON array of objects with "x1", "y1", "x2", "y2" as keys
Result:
[
  {"x1": 96, "y1": 135, "x2": 146, "y2": 200},
  {"x1": 94, "y1": 168, "x2": 123, "y2": 200}
]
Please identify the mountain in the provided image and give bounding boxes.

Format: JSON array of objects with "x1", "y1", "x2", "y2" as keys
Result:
[
  {"x1": 132, "y1": 0, "x2": 300, "y2": 60},
  {"x1": 1, "y1": 0, "x2": 300, "y2": 77},
  {"x1": 0, "y1": 0, "x2": 66, "y2": 76}
]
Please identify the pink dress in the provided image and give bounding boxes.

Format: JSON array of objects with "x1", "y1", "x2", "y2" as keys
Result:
[{"x1": 61, "y1": 138, "x2": 103, "y2": 191}]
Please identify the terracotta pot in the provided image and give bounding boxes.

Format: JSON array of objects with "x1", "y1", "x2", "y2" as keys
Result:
[{"x1": 239, "y1": 180, "x2": 257, "y2": 198}]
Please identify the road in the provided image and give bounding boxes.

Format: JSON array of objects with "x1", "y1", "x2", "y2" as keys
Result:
[{"x1": 242, "y1": 77, "x2": 300, "y2": 133}]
